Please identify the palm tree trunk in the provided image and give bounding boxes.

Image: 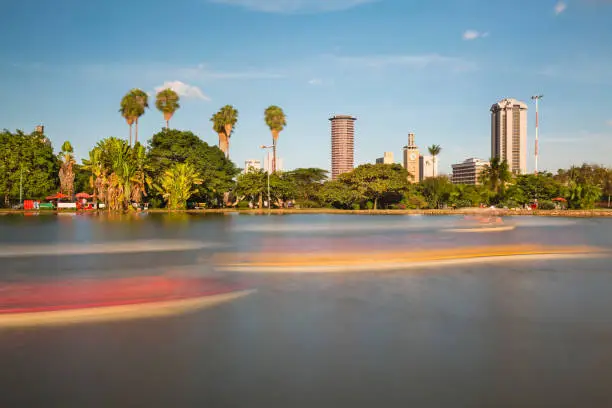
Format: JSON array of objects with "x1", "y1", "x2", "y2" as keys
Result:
[
  {"x1": 129, "y1": 124, "x2": 133, "y2": 147},
  {"x1": 272, "y1": 141, "x2": 277, "y2": 173},
  {"x1": 433, "y1": 156, "x2": 436, "y2": 177},
  {"x1": 135, "y1": 119, "x2": 139, "y2": 145},
  {"x1": 166, "y1": 119, "x2": 169, "y2": 130}
]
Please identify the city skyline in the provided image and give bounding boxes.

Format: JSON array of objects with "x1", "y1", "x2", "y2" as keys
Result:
[{"x1": 1, "y1": 0, "x2": 611, "y2": 173}]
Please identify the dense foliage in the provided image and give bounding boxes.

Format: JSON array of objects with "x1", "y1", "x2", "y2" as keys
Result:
[
  {"x1": 1, "y1": 123, "x2": 611, "y2": 211},
  {"x1": 0, "y1": 129, "x2": 58, "y2": 206}
]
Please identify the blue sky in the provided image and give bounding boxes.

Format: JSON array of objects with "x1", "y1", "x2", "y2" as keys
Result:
[{"x1": 1, "y1": 0, "x2": 611, "y2": 174}]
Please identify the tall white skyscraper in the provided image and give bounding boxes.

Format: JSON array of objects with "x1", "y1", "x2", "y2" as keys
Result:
[
  {"x1": 263, "y1": 151, "x2": 283, "y2": 173},
  {"x1": 490, "y1": 98, "x2": 528, "y2": 174}
]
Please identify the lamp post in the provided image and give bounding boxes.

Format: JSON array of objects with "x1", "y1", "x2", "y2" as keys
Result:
[
  {"x1": 531, "y1": 95, "x2": 544, "y2": 175},
  {"x1": 261, "y1": 145, "x2": 273, "y2": 211}
]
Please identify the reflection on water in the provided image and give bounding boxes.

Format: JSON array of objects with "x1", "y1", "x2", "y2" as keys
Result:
[{"x1": 1, "y1": 214, "x2": 612, "y2": 406}]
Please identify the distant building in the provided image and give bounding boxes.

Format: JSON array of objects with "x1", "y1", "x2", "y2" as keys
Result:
[
  {"x1": 402, "y1": 133, "x2": 420, "y2": 182},
  {"x1": 376, "y1": 152, "x2": 394, "y2": 165},
  {"x1": 330, "y1": 115, "x2": 356, "y2": 180},
  {"x1": 263, "y1": 152, "x2": 283, "y2": 173},
  {"x1": 491, "y1": 98, "x2": 528, "y2": 174},
  {"x1": 419, "y1": 155, "x2": 436, "y2": 181},
  {"x1": 244, "y1": 159, "x2": 261, "y2": 174},
  {"x1": 35, "y1": 125, "x2": 44, "y2": 134},
  {"x1": 451, "y1": 158, "x2": 489, "y2": 185}
]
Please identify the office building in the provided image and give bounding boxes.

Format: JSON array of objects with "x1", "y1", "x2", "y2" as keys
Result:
[
  {"x1": 330, "y1": 115, "x2": 356, "y2": 180},
  {"x1": 263, "y1": 152, "x2": 283, "y2": 173},
  {"x1": 451, "y1": 158, "x2": 489, "y2": 185},
  {"x1": 491, "y1": 98, "x2": 528, "y2": 174},
  {"x1": 244, "y1": 159, "x2": 261, "y2": 174},
  {"x1": 419, "y1": 155, "x2": 436, "y2": 181},
  {"x1": 402, "y1": 133, "x2": 420, "y2": 182},
  {"x1": 376, "y1": 152, "x2": 394, "y2": 165}
]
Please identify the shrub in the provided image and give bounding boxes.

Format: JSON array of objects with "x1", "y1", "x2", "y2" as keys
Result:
[
  {"x1": 538, "y1": 201, "x2": 556, "y2": 210},
  {"x1": 454, "y1": 199, "x2": 472, "y2": 209},
  {"x1": 295, "y1": 200, "x2": 320, "y2": 208}
]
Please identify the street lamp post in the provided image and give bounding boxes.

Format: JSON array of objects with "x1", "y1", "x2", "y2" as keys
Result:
[
  {"x1": 531, "y1": 95, "x2": 544, "y2": 175},
  {"x1": 261, "y1": 145, "x2": 273, "y2": 211}
]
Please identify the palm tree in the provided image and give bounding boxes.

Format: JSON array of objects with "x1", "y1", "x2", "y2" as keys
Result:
[
  {"x1": 58, "y1": 141, "x2": 76, "y2": 198},
  {"x1": 479, "y1": 157, "x2": 512, "y2": 196},
  {"x1": 130, "y1": 89, "x2": 149, "y2": 145},
  {"x1": 264, "y1": 105, "x2": 286, "y2": 172},
  {"x1": 82, "y1": 148, "x2": 104, "y2": 206},
  {"x1": 155, "y1": 163, "x2": 202, "y2": 210},
  {"x1": 210, "y1": 111, "x2": 227, "y2": 156},
  {"x1": 427, "y1": 144, "x2": 442, "y2": 177},
  {"x1": 156, "y1": 88, "x2": 180, "y2": 130},
  {"x1": 219, "y1": 105, "x2": 238, "y2": 159},
  {"x1": 210, "y1": 105, "x2": 239, "y2": 159},
  {"x1": 119, "y1": 92, "x2": 138, "y2": 146}
]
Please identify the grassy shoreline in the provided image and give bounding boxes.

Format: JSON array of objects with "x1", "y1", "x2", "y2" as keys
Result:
[{"x1": 1, "y1": 208, "x2": 612, "y2": 217}]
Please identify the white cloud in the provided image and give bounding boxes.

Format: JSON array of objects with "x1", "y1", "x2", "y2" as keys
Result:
[
  {"x1": 554, "y1": 1, "x2": 567, "y2": 14},
  {"x1": 308, "y1": 78, "x2": 323, "y2": 85},
  {"x1": 462, "y1": 30, "x2": 489, "y2": 41},
  {"x1": 330, "y1": 53, "x2": 477, "y2": 72},
  {"x1": 208, "y1": 0, "x2": 378, "y2": 13},
  {"x1": 154, "y1": 81, "x2": 209, "y2": 100}
]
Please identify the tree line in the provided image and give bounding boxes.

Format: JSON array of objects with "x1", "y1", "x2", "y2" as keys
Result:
[{"x1": 1, "y1": 127, "x2": 610, "y2": 211}]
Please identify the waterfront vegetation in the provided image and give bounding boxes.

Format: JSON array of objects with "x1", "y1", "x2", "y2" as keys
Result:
[
  {"x1": 1, "y1": 90, "x2": 611, "y2": 211},
  {"x1": 2, "y1": 127, "x2": 611, "y2": 211}
]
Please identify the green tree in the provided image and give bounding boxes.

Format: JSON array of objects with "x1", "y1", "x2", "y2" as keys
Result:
[
  {"x1": 285, "y1": 168, "x2": 328, "y2": 204},
  {"x1": 566, "y1": 181, "x2": 602, "y2": 209},
  {"x1": 0, "y1": 130, "x2": 58, "y2": 206},
  {"x1": 479, "y1": 158, "x2": 512, "y2": 201},
  {"x1": 73, "y1": 164, "x2": 91, "y2": 195},
  {"x1": 340, "y1": 164, "x2": 410, "y2": 209},
  {"x1": 155, "y1": 88, "x2": 180, "y2": 129},
  {"x1": 147, "y1": 129, "x2": 238, "y2": 207},
  {"x1": 427, "y1": 144, "x2": 442, "y2": 177},
  {"x1": 58, "y1": 141, "x2": 76, "y2": 197},
  {"x1": 155, "y1": 163, "x2": 202, "y2": 210},
  {"x1": 264, "y1": 105, "x2": 286, "y2": 173},
  {"x1": 420, "y1": 176, "x2": 454, "y2": 209},
  {"x1": 317, "y1": 180, "x2": 362, "y2": 209},
  {"x1": 234, "y1": 170, "x2": 267, "y2": 208}
]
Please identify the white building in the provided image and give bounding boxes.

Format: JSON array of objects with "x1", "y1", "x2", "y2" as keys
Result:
[
  {"x1": 419, "y1": 155, "x2": 437, "y2": 181},
  {"x1": 491, "y1": 98, "x2": 528, "y2": 174},
  {"x1": 376, "y1": 152, "x2": 394, "y2": 165},
  {"x1": 263, "y1": 151, "x2": 284, "y2": 173},
  {"x1": 451, "y1": 158, "x2": 489, "y2": 185},
  {"x1": 244, "y1": 159, "x2": 261, "y2": 174}
]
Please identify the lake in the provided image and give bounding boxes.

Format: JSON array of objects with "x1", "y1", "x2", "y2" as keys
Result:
[{"x1": 1, "y1": 213, "x2": 612, "y2": 407}]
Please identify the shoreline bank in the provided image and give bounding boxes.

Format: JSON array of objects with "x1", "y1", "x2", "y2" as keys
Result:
[{"x1": 1, "y1": 208, "x2": 612, "y2": 217}]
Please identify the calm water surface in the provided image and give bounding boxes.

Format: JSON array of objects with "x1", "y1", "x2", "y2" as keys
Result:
[{"x1": 1, "y1": 213, "x2": 612, "y2": 407}]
